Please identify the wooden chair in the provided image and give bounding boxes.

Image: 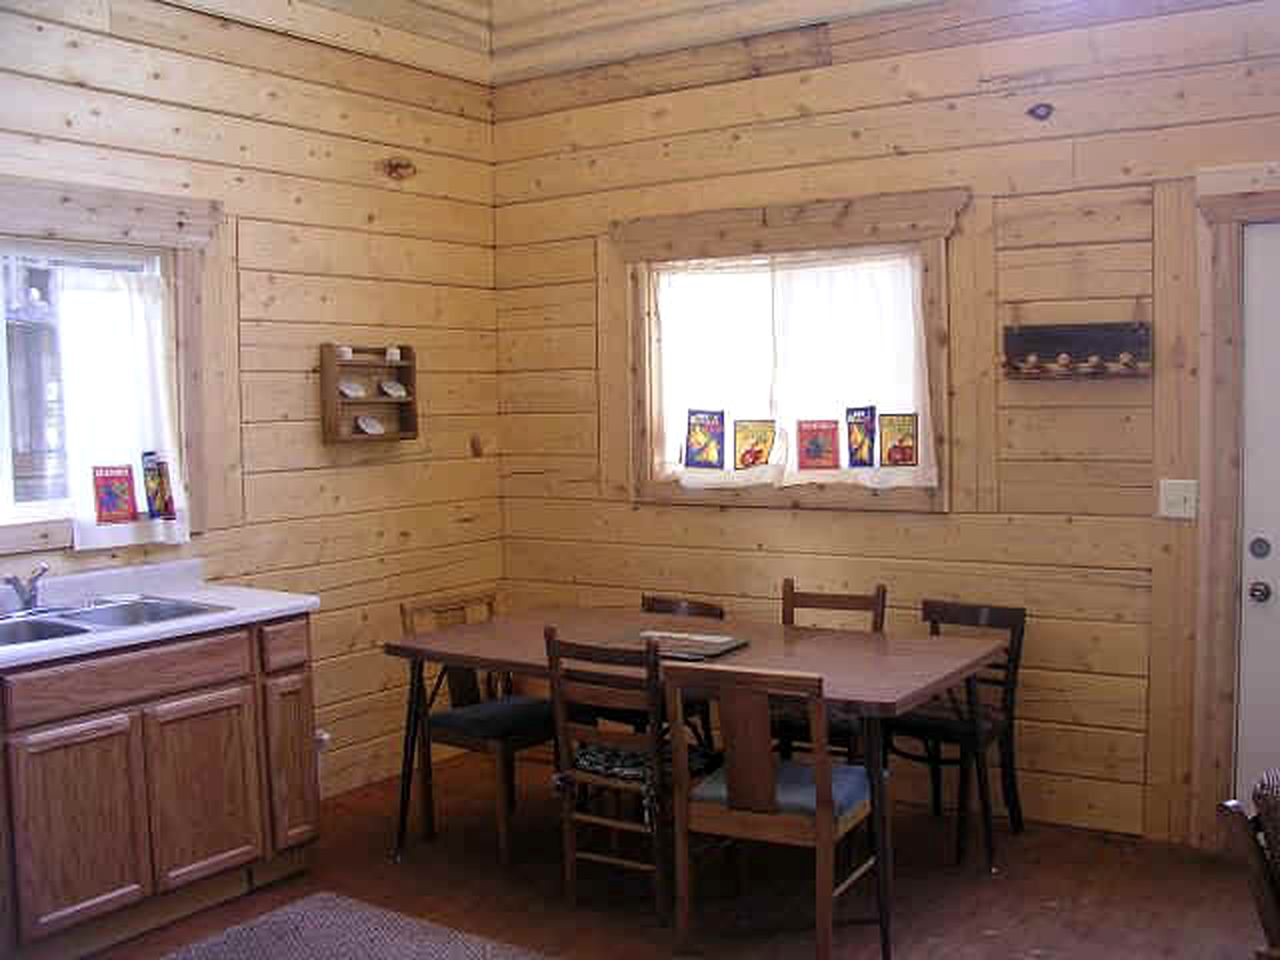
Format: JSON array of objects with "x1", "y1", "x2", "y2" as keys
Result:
[
  {"x1": 641, "y1": 593, "x2": 722, "y2": 747},
  {"x1": 666, "y1": 661, "x2": 886, "y2": 960},
  {"x1": 397, "y1": 597, "x2": 554, "y2": 865},
  {"x1": 545, "y1": 627, "x2": 669, "y2": 917},
  {"x1": 886, "y1": 600, "x2": 1026, "y2": 869},
  {"x1": 1221, "y1": 768, "x2": 1280, "y2": 959},
  {"x1": 775, "y1": 577, "x2": 888, "y2": 763}
]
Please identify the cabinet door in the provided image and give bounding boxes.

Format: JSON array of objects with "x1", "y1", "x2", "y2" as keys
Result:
[
  {"x1": 144, "y1": 684, "x2": 263, "y2": 891},
  {"x1": 263, "y1": 670, "x2": 320, "y2": 851},
  {"x1": 7, "y1": 712, "x2": 151, "y2": 941}
]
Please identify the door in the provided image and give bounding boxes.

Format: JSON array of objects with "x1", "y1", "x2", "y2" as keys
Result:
[
  {"x1": 263, "y1": 670, "x2": 320, "y2": 851},
  {"x1": 7, "y1": 712, "x2": 151, "y2": 941},
  {"x1": 1239, "y1": 221, "x2": 1280, "y2": 802},
  {"x1": 144, "y1": 684, "x2": 263, "y2": 891}
]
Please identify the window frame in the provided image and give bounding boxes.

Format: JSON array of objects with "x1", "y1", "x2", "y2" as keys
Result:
[
  {"x1": 601, "y1": 188, "x2": 968, "y2": 513},
  {"x1": 0, "y1": 175, "x2": 238, "y2": 553},
  {"x1": 0, "y1": 238, "x2": 172, "y2": 526}
]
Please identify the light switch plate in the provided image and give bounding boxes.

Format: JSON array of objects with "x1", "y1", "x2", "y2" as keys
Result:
[{"x1": 1159, "y1": 479, "x2": 1199, "y2": 519}]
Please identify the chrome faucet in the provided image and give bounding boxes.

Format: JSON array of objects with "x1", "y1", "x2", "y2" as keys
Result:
[{"x1": 5, "y1": 562, "x2": 50, "y2": 611}]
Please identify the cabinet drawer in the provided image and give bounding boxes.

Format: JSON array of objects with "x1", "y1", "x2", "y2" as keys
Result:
[
  {"x1": 261, "y1": 617, "x2": 310, "y2": 674},
  {"x1": 3, "y1": 630, "x2": 253, "y2": 730}
]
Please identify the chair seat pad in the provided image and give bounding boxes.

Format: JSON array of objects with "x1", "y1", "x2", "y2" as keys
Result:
[
  {"x1": 892, "y1": 700, "x2": 1003, "y2": 741},
  {"x1": 573, "y1": 742, "x2": 721, "y2": 782},
  {"x1": 430, "y1": 695, "x2": 553, "y2": 740},
  {"x1": 691, "y1": 761, "x2": 870, "y2": 818}
]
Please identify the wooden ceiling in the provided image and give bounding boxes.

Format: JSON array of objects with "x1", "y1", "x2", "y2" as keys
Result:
[{"x1": 158, "y1": 0, "x2": 929, "y2": 84}]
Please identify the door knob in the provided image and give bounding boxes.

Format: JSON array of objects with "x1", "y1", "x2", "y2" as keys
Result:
[{"x1": 1249, "y1": 581, "x2": 1273, "y2": 603}]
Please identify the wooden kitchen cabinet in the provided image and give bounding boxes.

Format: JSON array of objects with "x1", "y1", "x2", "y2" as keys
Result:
[
  {"x1": 143, "y1": 684, "x2": 264, "y2": 892},
  {"x1": 263, "y1": 670, "x2": 320, "y2": 851},
  {"x1": 7, "y1": 712, "x2": 152, "y2": 942}
]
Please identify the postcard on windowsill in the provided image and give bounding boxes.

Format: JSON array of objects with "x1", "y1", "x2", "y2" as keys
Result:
[
  {"x1": 846, "y1": 406, "x2": 876, "y2": 467},
  {"x1": 94, "y1": 465, "x2": 138, "y2": 524},
  {"x1": 734, "y1": 419, "x2": 776, "y2": 470},
  {"x1": 797, "y1": 419, "x2": 839, "y2": 469},
  {"x1": 879, "y1": 413, "x2": 919, "y2": 466},
  {"x1": 684, "y1": 409, "x2": 725, "y2": 469}
]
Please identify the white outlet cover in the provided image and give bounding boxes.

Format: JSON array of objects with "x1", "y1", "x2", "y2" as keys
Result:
[{"x1": 1159, "y1": 478, "x2": 1199, "y2": 519}]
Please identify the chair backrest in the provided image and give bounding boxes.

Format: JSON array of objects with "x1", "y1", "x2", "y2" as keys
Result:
[
  {"x1": 782, "y1": 577, "x2": 887, "y2": 632},
  {"x1": 544, "y1": 626, "x2": 665, "y2": 775},
  {"x1": 665, "y1": 662, "x2": 829, "y2": 816},
  {"x1": 1222, "y1": 798, "x2": 1280, "y2": 949},
  {"x1": 401, "y1": 596, "x2": 495, "y2": 708},
  {"x1": 641, "y1": 594, "x2": 725, "y2": 620},
  {"x1": 920, "y1": 599, "x2": 1026, "y2": 722}
]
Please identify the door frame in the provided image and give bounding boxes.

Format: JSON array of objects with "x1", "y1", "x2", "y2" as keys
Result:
[{"x1": 1194, "y1": 173, "x2": 1280, "y2": 849}]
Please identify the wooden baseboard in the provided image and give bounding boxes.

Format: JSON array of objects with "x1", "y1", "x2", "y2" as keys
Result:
[{"x1": 249, "y1": 846, "x2": 312, "y2": 889}]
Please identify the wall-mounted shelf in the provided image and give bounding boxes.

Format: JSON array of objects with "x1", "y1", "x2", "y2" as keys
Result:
[
  {"x1": 320, "y1": 343, "x2": 418, "y2": 443},
  {"x1": 1000, "y1": 321, "x2": 1152, "y2": 380}
]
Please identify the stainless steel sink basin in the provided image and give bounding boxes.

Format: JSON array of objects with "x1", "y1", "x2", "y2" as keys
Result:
[
  {"x1": 0, "y1": 618, "x2": 90, "y2": 645},
  {"x1": 57, "y1": 597, "x2": 228, "y2": 628}
]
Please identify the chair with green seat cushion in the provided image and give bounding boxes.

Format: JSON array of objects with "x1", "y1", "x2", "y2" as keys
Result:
[{"x1": 400, "y1": 597, "x2": 555, "y2": 866}]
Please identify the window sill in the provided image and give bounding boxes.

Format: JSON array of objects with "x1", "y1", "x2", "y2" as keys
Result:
[
  {"x1": 0, "y1": 519, "x2": 72, "y2": 556},
  {"x1": 635, "y1": 477, "x2": 945, "y2": 513}
]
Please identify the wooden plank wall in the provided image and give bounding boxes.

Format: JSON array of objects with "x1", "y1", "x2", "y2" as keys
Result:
[
  {"x1": 0, "y1": 0, "x2": 498, "y2": 798},
  {"x1": 491, "y1": 0, "x2": 1280, "y2": 843}
]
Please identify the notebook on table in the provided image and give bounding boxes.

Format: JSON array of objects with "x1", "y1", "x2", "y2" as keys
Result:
[{"x1": 637, "y1": 629, "x2": 748, "y2": 661}]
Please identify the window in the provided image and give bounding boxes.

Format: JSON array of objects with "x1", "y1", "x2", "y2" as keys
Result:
[
  {"x1": 649, "y1": 245, "x2": 936, "y2": 490},
  {"x1": 0, "y1": 239, "x2": 188, "y2": 548}
]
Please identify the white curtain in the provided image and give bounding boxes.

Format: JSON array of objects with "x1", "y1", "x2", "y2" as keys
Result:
[
  {"x1": 58, "y1": 268, "x2": 189, "y2": 549},
  {"x1": 652, "y1": 246, "x2": 936, "y2": 490}
]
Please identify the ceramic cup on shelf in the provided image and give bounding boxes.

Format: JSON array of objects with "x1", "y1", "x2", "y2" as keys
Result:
[
  {"x1": 385, "y1": 346, "x2": 402, "y2": 363},
  {"x1": 335, "y1": 344, "x2": 353, "y2": 361}
]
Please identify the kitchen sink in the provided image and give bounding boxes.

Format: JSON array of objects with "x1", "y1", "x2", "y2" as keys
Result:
[
  {"x1": 0, "y1": 618, "x2": 90, "y2": 645},
  {"x1": 56, "y1": 597, "x2": 229, "y2": 628}
]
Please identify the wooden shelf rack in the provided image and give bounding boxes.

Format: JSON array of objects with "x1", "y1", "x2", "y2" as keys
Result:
[{"x1": 320, "y1": 343, "x2": 418, "y2": 443}]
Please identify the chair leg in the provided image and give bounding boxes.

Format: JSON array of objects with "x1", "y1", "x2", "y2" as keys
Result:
[
  {"x1": 999, "y1": 730, "x2": 1025, "y2": 834},
  {"x1": 652, "y1": 802, "x2": 670, "y2": 923},
  {"x1": 674, "y1": 795, "x2": 692, "y2": 950},
  {"x1": 561, "y1": 782, "x2": 578, "y2": 906},
  {"x1": 974, "y1": 742, "x2": 996, "y2": 872},
  {"x1": 416, "y1": 679, "x2": 436, "y2": 843},
  {"x1": 956, "y1": 744, "x2": 972, "y2": 866},
  {"x1": 925, "y1": 738, "x2": 943, "y2": 818},
  {"x1": 815, "y1": 837, "x2": 834, "y2": 960},
  {"x1": 502, "y1": 746, "x2": 518, "y2": 814},
  {"x1": 494, "y1": 746, "x2": 513, "y2": 866}
]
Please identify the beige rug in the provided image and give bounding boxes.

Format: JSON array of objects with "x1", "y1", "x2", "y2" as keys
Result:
[{"x1": 164, "y1": 893, "x2": 549, "y2": 959}]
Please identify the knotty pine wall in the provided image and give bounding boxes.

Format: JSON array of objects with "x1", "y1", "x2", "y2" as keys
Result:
[
  {"x1": 491, "y1": 0, "x2": 1277, "y2": 843},
  {"x1": 0, "y1": 0, "x2": 497, "y2": 798}
]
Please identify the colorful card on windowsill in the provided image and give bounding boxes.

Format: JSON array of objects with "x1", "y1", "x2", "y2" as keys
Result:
[
  {"x1": 734, "y1": 420, "x2": 776, "y2": 470},
  {"x1": 797, "y1": 419, "x2": 839, "y2": 469},
  {"x1": 93, "y1": 465, "x2": 138, "y2": 524},
  {"x1": 142, "y1": 451, "x2": 177, "y2": 520},
  {"x1": 684, "y1": 409, "x2": 725, "y2": 469},
  {"x1": 846, "y1": 406, "x2": 876, "y2": 467},
  {"x1": 879, "y1": 413, "x2": 919, "y2": 467}
]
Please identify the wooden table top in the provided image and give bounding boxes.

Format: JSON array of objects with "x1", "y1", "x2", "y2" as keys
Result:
[{"x1": 385, "y1": 608, "x2": 1006, "y2": 718}]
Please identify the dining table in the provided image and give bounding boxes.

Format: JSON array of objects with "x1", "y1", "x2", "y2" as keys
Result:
[{"x1": 385, "y1": 606, "x2": 1008, "y2": 959}]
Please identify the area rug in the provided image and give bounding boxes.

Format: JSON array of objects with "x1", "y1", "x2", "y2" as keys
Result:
[{"x1": 164, "y1": 892, "x2": 549, "y2": 959}]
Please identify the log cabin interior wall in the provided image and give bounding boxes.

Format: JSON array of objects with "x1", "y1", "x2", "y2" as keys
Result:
[
  {"x1": 0, "y1": 0, "x2": 1274, "y2": 848},
  {"x1": 493, "y1": 0, "x2": 1279, "y2": 850},
  {"x1": 0, "y1": 0, "x2": 499, "y2": 799}
]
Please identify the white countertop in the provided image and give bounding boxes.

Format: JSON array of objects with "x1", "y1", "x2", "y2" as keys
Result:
[{"x1": 0, "y1": 559, "x2": 319, "y2": 670}]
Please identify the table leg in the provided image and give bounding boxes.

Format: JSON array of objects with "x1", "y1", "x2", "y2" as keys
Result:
[
  {"x1": 864, "y1": 717, "x2": 892, "y2": 960},
  {"x1": 392, "y1": 658, "x2": 425, "y2": 863}
]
